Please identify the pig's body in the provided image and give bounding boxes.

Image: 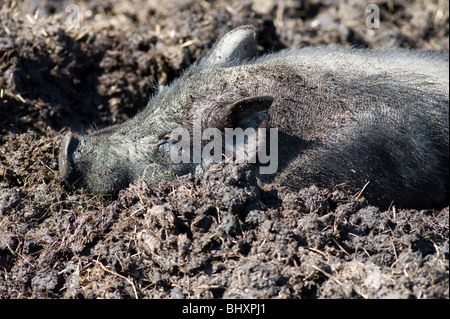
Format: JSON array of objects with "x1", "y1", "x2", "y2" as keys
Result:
[{"x1": 60, "y1": 26, "x2": 449, "y2": 209}]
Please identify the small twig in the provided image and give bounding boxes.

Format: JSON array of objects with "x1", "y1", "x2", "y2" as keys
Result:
[
  {"x1": 389, "y1": 239, "x2": 399, "y2": 269},
  {"x1": 93, "y1": 259, "x2": 138, "y2": 299},
  {"x1": 354, "y1": 180, "x2": 370, "y2": 200},
  {"x1": 362, "y1": 247, "x2": 371, "y2": 258},
  {"x1": 179, "y1": 38, "x2": 198, "y2": 48},
  {"x1": 307, "y1": 247, "x2": 327, "y2": 258},
  {"x1": 331, "y1": 238, "x2": 351, "y2": 257},
  {"x1": 311, "y1": 265, "x2": 343, "y2": 286}
]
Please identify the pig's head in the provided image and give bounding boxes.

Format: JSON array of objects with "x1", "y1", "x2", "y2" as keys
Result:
[{"x1": 59, "y1": 26, "x2": 274, "y2": 194}]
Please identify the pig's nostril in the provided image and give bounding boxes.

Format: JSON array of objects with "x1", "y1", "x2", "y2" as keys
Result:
[{"x1": 59, "y1": 133, "x2": 79, "y2": 181}]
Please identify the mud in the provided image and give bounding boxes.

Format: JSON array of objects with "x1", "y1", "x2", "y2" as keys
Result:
[{"x1": 0, "y1": 0, "x2": 448, "y2": 299}]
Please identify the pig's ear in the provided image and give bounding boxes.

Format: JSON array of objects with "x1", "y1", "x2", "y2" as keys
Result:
[
  {"x1": 203, "y1": 25, "x2": 258, "y2": 67},
  {"x1": 206, "y1": 95, "x2": 273, "y2": 129}
]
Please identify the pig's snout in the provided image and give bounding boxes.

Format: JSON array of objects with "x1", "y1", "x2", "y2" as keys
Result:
[{"x1": 59, "y1": 133, "x2": 80, "y2": 183}]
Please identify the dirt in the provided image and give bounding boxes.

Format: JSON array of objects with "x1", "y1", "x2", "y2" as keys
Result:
[{"x1": 0, "y1": 0, "x2": 448, "y2": 299}]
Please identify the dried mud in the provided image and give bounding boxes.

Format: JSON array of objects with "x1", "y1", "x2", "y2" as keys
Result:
[{"x1": 0, "y1": 0, "x2": 449, "y2": 299}]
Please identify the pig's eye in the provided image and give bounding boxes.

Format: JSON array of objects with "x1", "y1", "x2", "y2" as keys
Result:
[{"x1": 157, "y1": 139, "x2": 170, "y2": 151}]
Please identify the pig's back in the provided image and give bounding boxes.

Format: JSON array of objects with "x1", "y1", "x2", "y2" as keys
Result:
[{"x1": 248, "y1": 47, "x2": 449, "y2": 208}]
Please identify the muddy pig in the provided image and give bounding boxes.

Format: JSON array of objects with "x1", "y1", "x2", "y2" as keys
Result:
[{"x1": 59, "y1": 26, "x2": 449, "y2": 209}]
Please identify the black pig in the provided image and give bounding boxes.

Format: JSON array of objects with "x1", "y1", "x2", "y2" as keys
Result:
[{"x1": 59, "y1": 26, "x2": 449, "y2": 209}]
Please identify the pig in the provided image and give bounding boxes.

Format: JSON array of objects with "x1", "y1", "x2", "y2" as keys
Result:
[{"x1": 59, "y1": 25, "x2": 449, "y2": 209}]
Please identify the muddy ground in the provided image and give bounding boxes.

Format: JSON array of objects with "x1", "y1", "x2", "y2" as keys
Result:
[{"x1": 0, "y1": 0, "x2": 448, "y2": 299}]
